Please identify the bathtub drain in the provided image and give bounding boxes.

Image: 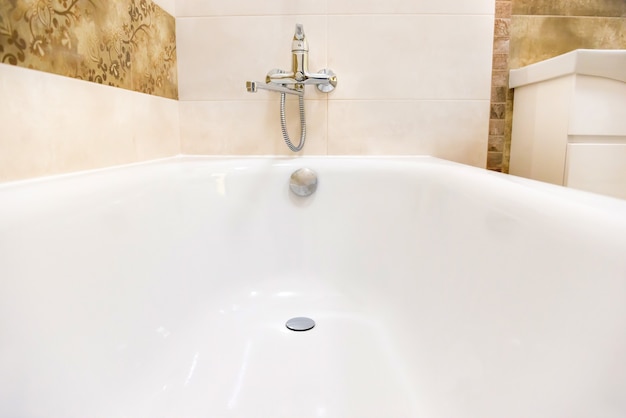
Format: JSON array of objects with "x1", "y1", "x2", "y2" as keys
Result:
[{"x1": 286, "y1": 317, "x2": 315, "y2": 332}]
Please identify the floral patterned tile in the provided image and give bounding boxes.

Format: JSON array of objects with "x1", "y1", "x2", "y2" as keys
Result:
[{"x1": 0, "y1": 0, "x2": 178, "y2": 99}]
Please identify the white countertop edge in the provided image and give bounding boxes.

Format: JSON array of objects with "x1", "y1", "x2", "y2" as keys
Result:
[{"x1": 509, "y1": 49, "x2": 626, "y2": 88}]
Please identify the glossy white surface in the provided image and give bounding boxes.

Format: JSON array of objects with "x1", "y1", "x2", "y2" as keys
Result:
[
  {"x1": 1, "y1": 156, "x2": 626, "y2": 418},
  {"x1": 569, "y1": 75, "x2": 626, "y2": 137},
  {"x1": 509, "y1": 49, "x2": 626, "y2": 88},
  {"x1": 566, "y1": 142, "x2": 626, "y2": 200}
]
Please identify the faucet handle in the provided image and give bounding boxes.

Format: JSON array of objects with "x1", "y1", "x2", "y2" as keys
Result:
[
  {"x1": 292, "y1": 23, "x2": 308, "y2": 53},
  {"x1": 294, "y1": 23, "x2": 305, "y2": 41},
  {"x1": 314, "y1": 69, "x2": 337, "y2": 93}
]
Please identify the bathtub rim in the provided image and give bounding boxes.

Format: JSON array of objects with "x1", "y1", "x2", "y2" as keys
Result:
[{"x1": 1, "y1": 154, "x2": 626, "y2": 216}]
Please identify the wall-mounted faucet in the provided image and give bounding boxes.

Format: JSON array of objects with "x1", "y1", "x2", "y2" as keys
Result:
[
  {"x1": 246, "y1": 24, "x2": 337, "y2": 152},
  {"x1": 266, "y1": 24, "x2": 337, "y2": 92}
]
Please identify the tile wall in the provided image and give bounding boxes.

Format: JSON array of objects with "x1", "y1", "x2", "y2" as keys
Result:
[
  {"x1": 176, "y1": 0, "x2": 495, "y2": 168},
  {"x1": 487, "y1": 1, "x2": 511, "y2": 171},
  {"x1": 488, "y1": 0, "x2": 626, "y2": 172},
  {"x1": 0, "y1": 0, "x2": 180, "y2": 183}
]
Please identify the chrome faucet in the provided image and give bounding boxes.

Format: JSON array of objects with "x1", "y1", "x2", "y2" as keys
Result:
[
  {"x1": 245, "y1": 24, "x2": 337, "y2": 153},
  {"x1": 246, "y1": 24, "x2": 337, "y2": 96}
]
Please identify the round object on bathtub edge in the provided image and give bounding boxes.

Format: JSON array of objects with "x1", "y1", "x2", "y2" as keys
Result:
[
  {"x1": 286, "y1": 317, "x2": 316, "y2": 331},
  {"x1": 289, "y1": 168, "x2": 318, "y2": 197}
]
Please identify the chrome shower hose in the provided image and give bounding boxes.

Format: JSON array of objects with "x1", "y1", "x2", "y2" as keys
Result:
[{"x1": 280, "y1": 92, "x2": 306, "y2": 152}]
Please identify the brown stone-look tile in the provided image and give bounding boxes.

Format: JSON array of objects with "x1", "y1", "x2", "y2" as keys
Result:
[
  {"x1": 492, "y1": 71, "x2": 509, "y2": 87},
  {"x1": 489, "y1": 136, "x2": 504, "y2": 152},
  {"x1": 487, "y1": 152, "x2": 504, "y2": 171},
  {"x1": 496, "y1": 1, "x2": 513, "y2": 19},
  {"x1": 493, "y1": 38, "x2": 511, "y2": 54},
  {"x1": 491, "y1": 86, "x2": 508, "y2": 103},
  {"x1": 494, "y1": 18, "x2": 511, "y2": 37},
  {"x1": 510, "y1": 16, "x2": 625, "y2": 68},
  {"x1": 491, "y1": 103, "x2": 506, "y2": 119},
  {"x1": 489, "y1": 120, "x2": 506, "y2": 136},
  {"x1": 512, "y1": 0, "x2": 626, "y2": 18},
  {"x1": 492, "y1": 54, "x2": 510, "y2": 71}
]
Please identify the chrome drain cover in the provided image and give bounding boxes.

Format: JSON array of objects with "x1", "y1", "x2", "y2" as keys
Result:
[
  {"x1": 289, "y1": 168, "x2": 318, "y2": 197},
  {"x1": 286, "y1": 317, "x2": 315, "y2": 332}
]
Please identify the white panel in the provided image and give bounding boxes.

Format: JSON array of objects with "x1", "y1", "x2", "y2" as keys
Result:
[
  {"x1": 329, "y1": 0, "x2": 494, "y2": 15},
  {"x1": 177, "y1": 16, "x2": 328, "y2": 101},
  {"x1": 570, "y1": 75, "x2": 626, "y2": 137},
  {"x1": 565, "y1": 142, "x2": 626, "y2": 200},
  {"x1": 180, "y1": 100, "x2": 328, "y2": 155},
  {"x1": 0, "y1": 64, "x2": 180, "y2": 182},
  {"x1": 327, "y1": 100, "x2": 489, "y2": 167},
  {"x1": 509, "y1": 76, "x2": 573, "y2": 185},
  {"x1": 175, "y1": 0, "x2": 327, "y2": 17},
  {"x1": 328, "y1": 15, "x2": 494, "y2": 100}
]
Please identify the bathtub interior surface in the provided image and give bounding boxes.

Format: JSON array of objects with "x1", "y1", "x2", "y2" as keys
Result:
[{"x1": 1, "y1": 156, "x2": 626, "y2": 418}]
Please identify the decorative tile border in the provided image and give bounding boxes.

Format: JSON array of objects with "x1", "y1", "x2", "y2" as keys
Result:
[
  {"x1": 487, "y1": 0, "x2": 511, "y2": 172},
  {"x1": 0, "y1": 0, "x2": 178, "y2": 99}
]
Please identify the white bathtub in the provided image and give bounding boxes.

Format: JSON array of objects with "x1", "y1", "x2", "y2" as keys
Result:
[{"x1": 1, "y1": 156, "x2": 625, "y2": 418}]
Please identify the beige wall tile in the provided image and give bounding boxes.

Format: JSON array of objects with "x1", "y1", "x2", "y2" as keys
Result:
[
  {"x1": 329, "y1": 0, "x2": 494, "y2": 15},
  {"x1": 177, "y1": 16, "x2": 328, "y2": 101},
  {"x1": 132, "y1": 94, "x2": 181, "y2": 160},
  {"x1": 153, "y1": 0, "x2": 176, "y2": 15},
  {"x1": 0, "y1": 64, "x2": 180, "y2": 183},
  {"x1": 176, "y1": 0, "x2": 496, "y2": 168},
  {"x1": 176, "y1": 0, "x2": 327, "y2": 17},
  {"x1": 0, "y1": 66, "x2": 54, "y2": 181},
  {"x1": 327, "y1": 100, "x2": 489, "y2": 167},
  {"x1": 180, "y1": 100, "x2": 327, "y2": 155},
  {"x1": 47, "y1": 82, "x2": 139, "y2": 175},
  {"x1": 328, "y1": 15, "x2": 494, "y2": 100}
]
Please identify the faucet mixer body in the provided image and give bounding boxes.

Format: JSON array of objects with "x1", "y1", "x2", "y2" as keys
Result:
[
  {"x1": 261, "y1": 24, "x2": 337, "y2": 92},
  {"x1": 291, "y1": 23, "x2": 309, "y2": 82},
  {"x1": 245, "y1": 24, "x2": 337, "y2": 153}
]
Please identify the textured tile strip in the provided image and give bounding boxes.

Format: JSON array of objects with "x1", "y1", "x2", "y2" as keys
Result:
[
  {"x1": 487, "y1": 0, "x2": 511, "y2": 172},
  {"x1": 0, "y1": 0, "x2": 178, "y2": 100}
]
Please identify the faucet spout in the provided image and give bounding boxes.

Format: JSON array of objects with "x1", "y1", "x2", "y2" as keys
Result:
[{"x1": 246, "y1": 81, "x2": 304, "y2": 97}]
